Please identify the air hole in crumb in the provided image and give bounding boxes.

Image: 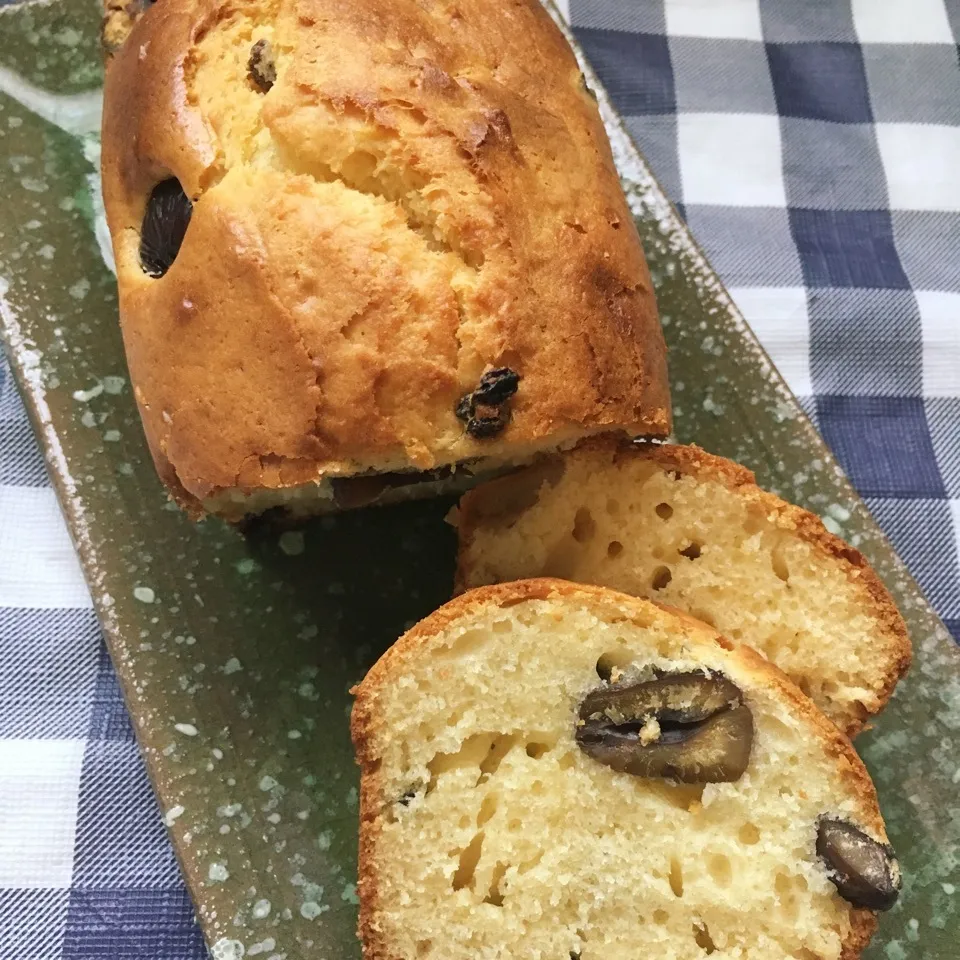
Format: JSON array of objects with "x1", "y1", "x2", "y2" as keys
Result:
[
  {"x1": 340, "y1": 149, "x2": 379, "y2": 183},
  {"x1": 558, "y1": 753, "x2": 576, "y2": 771},
  {"x1": 651, "y1": 566, "x2": 673, "y2": 591},
  {"x1": 690, "y1": 608, "x2": 716, "y2": 628},
  {"x1": 742, "y1": 512, "x2": 765, "y2": 536},
  {"x1": 572, "y1": 507, "x2": 596, "y2": 543},
  {"x1": 669, "y1": 857, "x2": 684, "y2": 897},
  {"x1": 643, "y1": 780, "x2": 705, "y2": 811},
  {"x1": 653, "y1": 909, "x2": 669, "y2": 924},
  {"x1": 519, "y1": 850, "x2": 543, "y2": 873},
  {"x1": 451, "y1": 832, "x2": 484, "y2": 890},
  {"x1": 596, "y1": 649, "x2": 632, "y2": 681},
  {"x1": 531, "y1": 780, "x2": 544, "y2": 796},
  {"x1": 607, "y1": 540, "x2": 624, "y2": 558},
  {"x1": 774, "y1": 872, "x2": 800, "y2": 920},
  {"x1": 596, "y1": 654, "x2": 614, "y2": 681},
  {"x1": 484, "y1": 861, "x2": 508, "y2": 905},
  {"x1": 428, "y1": 733, "x2": 497, "y2": 792},
  {"x1": 477, "y1": 734, "x2": 518, "y2": 782},
  {"x1": 738, "y1": 822, "x2": 761, "y2": 845},
  {"x1": 416, "y1": 941, "x2": 432, "y2": 957},
  {"x1": 525, "y1": 741, "x2": 551, "y2": 759},
  {"x1": 694, "y1": 922, "x2": 717, "y2": 954},
  {"x1": 679, "y1": 541, "x2": 702, "y2": 560},
  {"x1": 606, "y1": 498, "x2": 620, "y2": 516},
  {"x1": 436, "y1": 628, "x2": 491, "y2": 660},
  {"x1": 655, "y1": 502, "x2": 674, "y2": 520},
  {"x1": 458, "y1": 815, "x2": 471, "y2": 829},
  {"x1": 477, "y1": 794, "x2": 498, "y2": 826},
  {"x1": 707, "y1": 854, "x2": 732, "y2": 887},
  {"x1": 491, "y1": 619, "x2": 513, "y2": 634},
  {"x1": 508, "y1": 818, "x2": 522, "y2": 831},
  {"x1": 771, "y1": 544, "x2": 790, "y2": 583}
]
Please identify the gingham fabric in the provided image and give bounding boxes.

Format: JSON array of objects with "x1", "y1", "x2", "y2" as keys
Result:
[{"x1": 1, "y1": 0, "x2": 959, "y2": 956}]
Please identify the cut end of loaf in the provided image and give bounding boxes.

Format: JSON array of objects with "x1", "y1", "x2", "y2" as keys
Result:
[
  {"x1": 202, "y1": 457, "x2": 491, "y2": 521},
  {"x1": 198, "y1": 429, "x2": 647, "y2": 521},
  {"x1": 352, "y1": 581, "x2": 887, "y2": 960}
]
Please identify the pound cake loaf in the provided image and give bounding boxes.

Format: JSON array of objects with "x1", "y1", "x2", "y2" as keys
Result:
[
  {"x1": 100, "y1": 0, "x2": 670, "y2": 520},
  {"x1": 454, "y1": 440, "x2": 911, "y2": 736},
  {"x1": 352, "y1": 580, "x2": 900, "y2": 960}
]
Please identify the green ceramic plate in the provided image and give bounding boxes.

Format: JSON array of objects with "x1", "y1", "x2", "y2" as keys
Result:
[{"x1": 1, "y1": 1, "x2": 957, "y2": 957}]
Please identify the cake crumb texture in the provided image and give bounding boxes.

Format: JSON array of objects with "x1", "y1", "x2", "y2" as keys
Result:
[{"x1": 455, "y1": 440, "x2": 911, "y2": 736}]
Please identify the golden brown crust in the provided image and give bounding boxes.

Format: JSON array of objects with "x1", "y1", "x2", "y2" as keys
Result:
[
  {"x1": 101, "y1": 0, "x2": 670, "y2": 515},
  {"x1": 352, "y1": 578, "x2": 882, "y2": 960},
  {"x1": 453, "y1": 438, "x2": 912, "y2": 736},
  {"x1": 839, "y1": 912, "x2": 881, "y2": 960}
]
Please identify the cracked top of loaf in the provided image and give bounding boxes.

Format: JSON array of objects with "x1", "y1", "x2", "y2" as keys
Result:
[{"x1": 101, "y1": 0, "x2": 671, "y2": 515}]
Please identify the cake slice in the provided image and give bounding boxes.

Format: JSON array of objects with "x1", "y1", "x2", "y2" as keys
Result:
[
  {"x1": 454, "y1": 439, "x2": 910, "y2": 736},
  {"x1": 352, "y1": 580, "x2": 900, "y2": 960}
]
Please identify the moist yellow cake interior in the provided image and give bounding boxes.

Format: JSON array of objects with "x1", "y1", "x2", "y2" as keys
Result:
[
  {"x1": 457, "y1": 453, "x2": 898, "y2": 731},
  {"x1": 368, "y1": 598, "x2": 865, "y2": 960}
]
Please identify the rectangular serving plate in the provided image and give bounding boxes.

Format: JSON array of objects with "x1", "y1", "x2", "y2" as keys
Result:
[{"x1": 0, "y1": 1, "x2": 958, "y2": 956}]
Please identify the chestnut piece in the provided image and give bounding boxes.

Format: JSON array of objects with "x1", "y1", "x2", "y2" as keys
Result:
[
  {"x1": 472, "y1": 368, "x2": 520, "y2": 406},
  {"x1": 816, "y1": 818, "x2": 901, "y2": 911},
  {"x1": 139, "y1": 178, "x2": 192, "y2": 278},
  {"x1": 576, "y1": 671, "x2": 753, "y2": 783},
  {"x1": 455, "y1": 367, "x2": 520, "y2": 439},
  {"x1": 248, "y1": 38, "x2": 277, "y2": 93}
]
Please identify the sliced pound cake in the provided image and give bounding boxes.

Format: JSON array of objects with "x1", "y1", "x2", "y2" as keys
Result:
[
  {"x1": 454, "y1": 440, "x2": 910, "y2": 736},
  {"x1": 352, "y1": 580, "x2": 900, "y2": 960}
]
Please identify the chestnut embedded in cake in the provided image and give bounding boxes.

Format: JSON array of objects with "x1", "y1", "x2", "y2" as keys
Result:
[
  {"x1": 574, "y1": 671, "x2": 754, "y2": 782},
  {"x1": 139, "y1": 179, "x2": 193, "y2": 279},
  {"x1": 455, "y1": 368, "x2": 521, "y2": 440},
  {"x1": 248, "y1": 38, "x2": 276, "y2": 93}
]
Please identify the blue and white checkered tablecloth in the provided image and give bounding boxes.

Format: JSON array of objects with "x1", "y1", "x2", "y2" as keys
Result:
[{"x1": 2, "y1": 0, "x2": 959, "y2": 956}]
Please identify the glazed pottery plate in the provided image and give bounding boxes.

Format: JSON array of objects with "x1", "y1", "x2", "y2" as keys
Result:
[{"x1": 1, "y1": 1, "x2": 958, "y2": 957}]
